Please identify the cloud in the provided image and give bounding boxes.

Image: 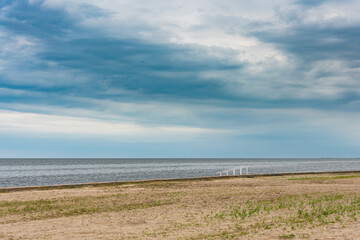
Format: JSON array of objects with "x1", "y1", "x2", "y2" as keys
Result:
[
  {"x1": 0, "y1": 109, "x2": 221, "y2": 141},
  {"x1": 252, "y1": 25, "x2": 360, "y2": 63},
  {"x1": 0, "y1": 0, "x2": 360, "y2": 156},
  {"x1": 0, "y1": 0, "x2": 244, "y2": 100},
  {"x1": 1, "y1": 0, "x2": 359, "y2": 104}
]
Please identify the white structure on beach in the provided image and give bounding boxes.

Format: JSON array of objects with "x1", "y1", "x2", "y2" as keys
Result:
[{"x1": 217, "y1": 166, "x2": 249, "y2": 176}]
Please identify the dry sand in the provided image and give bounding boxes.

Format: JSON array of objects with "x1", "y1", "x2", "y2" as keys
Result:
[{"x1": 1, "y1": 173, "x2": 360, "y2": 239}]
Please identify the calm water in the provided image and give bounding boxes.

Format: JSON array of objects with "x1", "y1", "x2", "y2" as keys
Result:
[{"x1": 1, "y1": 158, "x2": 360, "y2": 188}]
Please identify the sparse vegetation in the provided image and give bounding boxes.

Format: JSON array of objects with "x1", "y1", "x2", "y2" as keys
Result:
[
  {"x1": 206, "y1": 193, "x2": 360, "y2": 238},
  {"x1": 288, "y1": 174, "x2": 360, "y2": 181},
  {"x1": 0, "y1": 193, "x2": 172, "y2": 223},
  {"x1": 279, "y1": 233, "x2": 295, "y2": 239}
]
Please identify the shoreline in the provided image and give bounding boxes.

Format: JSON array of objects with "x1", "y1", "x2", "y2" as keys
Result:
[{"x1": 2, "y1": 170, "x2": 360, "y2": 193}]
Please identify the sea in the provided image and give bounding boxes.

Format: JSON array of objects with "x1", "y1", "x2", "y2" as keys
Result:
[{"x1": 1, "y1": 158, "x2": 360, "y2": 188}]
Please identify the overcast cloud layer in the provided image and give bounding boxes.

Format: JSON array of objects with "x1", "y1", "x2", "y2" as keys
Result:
[{"x1": 0, "y1": 0, "x2": 359, "y2": 157}]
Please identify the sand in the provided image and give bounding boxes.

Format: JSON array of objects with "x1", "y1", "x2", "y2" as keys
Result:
[{"x1": 1, "y1": 173, "x2": 360, "y2": 239}]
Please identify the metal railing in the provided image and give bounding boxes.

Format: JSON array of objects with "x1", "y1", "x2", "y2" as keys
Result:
[{"x1": 216, "y1": 166, "x2": 249, "y2": 176}]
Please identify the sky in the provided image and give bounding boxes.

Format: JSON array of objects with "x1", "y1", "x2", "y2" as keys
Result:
[{"x1": 0, "y1": 0, "x2": 359, "y2": 158}]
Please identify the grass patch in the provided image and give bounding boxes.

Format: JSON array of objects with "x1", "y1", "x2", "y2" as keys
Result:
[
  {"x1": 206, "y1": 193, "x2": 360, "y2": 239},
  {"x1": 0, "y1": 194, "x2": 172, "y2": 222},
  {"x1": 279, "y1": 234, "x2": 295, "y2": 239},
  {"x1": 0, "y1": 177, "x2": 219, "y2": 193},
  {"x1": 288, "y1": 175, "x2": 360, "y2": 181}
]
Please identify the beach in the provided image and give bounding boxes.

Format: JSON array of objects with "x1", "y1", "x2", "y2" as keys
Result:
[{"x1": 1, "y1": 172, "x2": 360, "y2": 239}]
